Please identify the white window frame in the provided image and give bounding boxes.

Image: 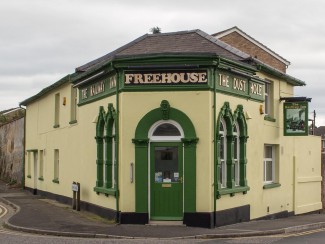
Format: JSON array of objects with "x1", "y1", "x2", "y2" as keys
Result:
[
  {"x1": 148, "y1": 120, "x2": 184, "y2": 142},
  {"x1": 54, "y1": 93, "x2": 60, "y2": 126},
  {"x1": 70, "y1": 87, "x2": 78, "y2": 122},
  {"x1": 264, "y1": 145, "x2": 275, "y2": 184},
  {"x1": 54, "y1": 149, "x2": 59, "y2": 180},
  {"x1": 112, "y1": 122, "x2": 116, "y2": 188},
  {"x1": 103, "y1": 123, "x2": 107, "y2": 187},
  {"x1": 219, "y1": 119, "x2": 227, "y2": 188},
  {"x1": 233, "y1": 122, "x2": 240, "y2": 186}
]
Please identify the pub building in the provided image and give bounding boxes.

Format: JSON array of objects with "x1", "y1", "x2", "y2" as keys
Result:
[{"x1": 21, "y1": 27, "x2": 321, "y2": 228}]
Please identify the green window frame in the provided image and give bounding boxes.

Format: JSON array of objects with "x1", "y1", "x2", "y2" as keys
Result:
[
  {"x1": 94, "y1": 104, "x2": 117, "y2": 196},
  {"x1": 216, "y1": 102, "x2": 249, "y2": 198}
]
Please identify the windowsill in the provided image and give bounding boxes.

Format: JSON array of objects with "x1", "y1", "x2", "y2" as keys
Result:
[
  {"x1": 94, "y1": 186, "x2": 117, "y2": 196},
  {"x1": 263, "y1": 182, "x2": 281, "y2": 189},
  {"x1": 53, "y1": 124, "x2": 60, "y2": 128},
  {"x1": 27, "y1": 175, "x2": 31, "y2": 179},
  {"x1": 216, "y1": 186, "x2": 250, "y2": 198},
  {"x1": 264, "y1": 115, "x2": 276, "y2": 122},
  {"x1": 69, "y1": 120, "x2": 78, "y2": 125},
  {"x1": 52, "y1": 179, "x2": 60, "y2": 184},
  {"x1": 38, "y1": 177, "x2": 44, "y2": 181}
]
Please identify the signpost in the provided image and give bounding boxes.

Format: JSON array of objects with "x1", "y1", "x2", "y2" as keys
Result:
[{"x1": 72, "y1": 182, "x2": 80, "y2": 211}]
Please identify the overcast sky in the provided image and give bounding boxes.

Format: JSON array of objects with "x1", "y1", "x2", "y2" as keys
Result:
[{"x1": 1, "y1": 0, "x2": 324, "y2": 125}]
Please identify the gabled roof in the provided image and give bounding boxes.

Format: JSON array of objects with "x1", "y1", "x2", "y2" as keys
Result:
[
  {"x1": 76, "y1": 29, "x2": 250, "y2": 73},
  {"x1": 212, "y1": 26, "x2": 290, "y2": 66}
]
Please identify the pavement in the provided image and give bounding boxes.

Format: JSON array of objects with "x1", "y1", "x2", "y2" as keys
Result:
[{"x1": 1, "y1": 181, "x2": 325, "y2": 240}]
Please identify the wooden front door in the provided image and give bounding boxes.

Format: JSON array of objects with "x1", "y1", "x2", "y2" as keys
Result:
[{"x1": 150, "y1": 142, "x2": 183, "y2": 220}]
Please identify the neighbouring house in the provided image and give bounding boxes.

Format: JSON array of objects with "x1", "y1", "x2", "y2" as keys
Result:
[
  {"x1": 20, "y1": 27, "x2": 321, "y2": 228},
  {"x1": 0, "y1": 108, "x2": 25, "y2": 185}
]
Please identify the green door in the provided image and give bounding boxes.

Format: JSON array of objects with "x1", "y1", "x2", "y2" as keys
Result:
[{"x1": 150, "y1": 142, "x2": 183, "y2": 220}]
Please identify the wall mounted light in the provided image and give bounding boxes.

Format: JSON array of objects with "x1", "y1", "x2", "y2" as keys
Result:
[
  {"x1": 63, "y1": 97, "x2": 67, "y2": 106},
  {"x1": 259, "y1": 104, "x2": 264, "y2": 114}
]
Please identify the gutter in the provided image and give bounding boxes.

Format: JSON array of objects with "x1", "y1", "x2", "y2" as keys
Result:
[
  {"x1": 19, "y1": 105, "x2": 26, "y2": 189},
  {"x1": 112, "y1": 63, "x2": 120, "y2": 221},
  {"x1": 213, "y1": 57, "x2": 220, "y2": 227}
]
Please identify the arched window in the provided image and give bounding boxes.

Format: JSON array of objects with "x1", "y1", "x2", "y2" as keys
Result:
[
  {"x1": 219, "y1": 119, "x2": 227, "y2": 188},
  {"x1": 149, "y1": 120, "x2": 183, "y2": 142},
  {"x1": 94, "y1": 104, "x2": 116, "y2": 195},
  {"x1": 216, "y1": 102, "x2": 249, "y2": 198},
  {"x1": 233, "y1": 122, "x2": 240, "y2": 186}
]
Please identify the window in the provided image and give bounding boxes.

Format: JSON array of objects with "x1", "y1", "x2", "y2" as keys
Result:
[
  {"x1": 219, "y1": 119, "x2": 227, "y2": 188},
  {"x1": 233, "y1": 122, "x2": 240, "y2": 186},
  {"x1": 27, "y1": 151, "x2": 31, "y2": 178},
  {"x1": 53, "y1": 149, "x2": 59, "y2": 183},
  {"x1": 70, "y1": 87, "x2": 78, "y2": 124},
  {"x1": 94, "y1": 104, "x2": 116, "y2": 195},
  {"x1": 39, "y1": 150, "x2": 44, "y2": 180},
  {"x1": 263, "y1": 144, "x2": 280, "y2": 189},
  {"x1": 264, "y1": 80, "x2": 274, "y2": 120},
  {"x1": 216, "y1": 103, "x2": 249, "y2": 198},
  {"x1": 263, "y1": 145, "x2": 274, "y2": 183},
  {"x1": 54, "y1": 93, "x2": 60, "y2": 128}
]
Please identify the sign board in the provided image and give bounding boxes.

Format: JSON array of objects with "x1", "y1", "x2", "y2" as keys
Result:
[
  {"x1": 284, "y1": 102, "x2": 309, "y2": 136},
  {"x1": 124, "y1": 70, "x2": 208, "y2": 85},
  {"x1": 72, "y1": 183, "x2": 79, "y2": 192}
]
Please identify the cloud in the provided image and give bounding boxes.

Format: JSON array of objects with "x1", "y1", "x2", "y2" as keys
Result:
[{"x1": 1, "y1": 0, "x2": 325, "y2": 126}]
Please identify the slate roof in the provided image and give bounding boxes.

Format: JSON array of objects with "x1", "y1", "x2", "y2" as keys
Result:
[{"x1": 76, "y1": 30, "x2": 250, "y2": 72}]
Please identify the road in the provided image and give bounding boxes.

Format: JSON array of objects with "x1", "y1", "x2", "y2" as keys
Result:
[{"x1": 1, "y1": 201, "x2": 325, "y2": 243}]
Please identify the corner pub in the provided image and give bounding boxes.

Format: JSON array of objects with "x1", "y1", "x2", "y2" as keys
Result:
[{"x1": 21, "y1": 27, "x2": 321, "y2": 228}]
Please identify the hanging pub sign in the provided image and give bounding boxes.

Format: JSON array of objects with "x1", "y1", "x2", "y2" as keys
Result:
[{"x1": 283, "y1": 102, "x2": 309, "y2": 136}]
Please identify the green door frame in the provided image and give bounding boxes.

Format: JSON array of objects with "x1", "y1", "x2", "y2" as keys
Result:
[{"x1": 132, "y1": 100, "x2": 199, "y2": 219}]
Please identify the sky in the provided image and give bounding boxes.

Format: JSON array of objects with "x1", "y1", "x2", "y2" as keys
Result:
[{"x1": 1, "y1": 0, "x2": 324, "y2": 125}]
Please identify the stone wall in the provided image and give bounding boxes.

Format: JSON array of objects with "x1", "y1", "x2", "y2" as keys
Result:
[
  {"x1": 322, "y1": 152, "x2": 325, "y2": 209},
  {"x1": 0, "y1": 117, "x2": 24, "y2": 185}
]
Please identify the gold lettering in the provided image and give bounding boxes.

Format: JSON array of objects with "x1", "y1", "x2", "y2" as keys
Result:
[
  {"x1": 125, "y1": 74, "x2": 134, "y2": 84},
  {"x1": 171, "y1": 73, "x2": 181, "y2": 83},
  {"x1": 198, "y1": 72, "x2": 207, "y2": 83},
  {"x1": 134, "y1": 74, "x2": 143, "y2": 84},
  {"x1": 190, "y1": 73, "x2": 199, "y2": 83},
  {"x1": 219, "y1": 74, "x2": 229, "y2": 87},
  {"x1": 180, "y1": 73, "x2": 190, "y2": 83}
]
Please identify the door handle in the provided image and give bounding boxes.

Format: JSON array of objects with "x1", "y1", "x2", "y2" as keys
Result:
[{"x1": 178, "y1": 177, "x2": 183, "y2": 183}]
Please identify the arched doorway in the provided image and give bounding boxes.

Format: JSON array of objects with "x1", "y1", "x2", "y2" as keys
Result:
[{"x1": 132, "y1": 100, "x2": 198, "y2": 223}]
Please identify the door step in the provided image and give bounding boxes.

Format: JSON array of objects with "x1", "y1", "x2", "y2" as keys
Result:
[{"x1": 147, "y1": 221, "x2": 184, "y2": 226}]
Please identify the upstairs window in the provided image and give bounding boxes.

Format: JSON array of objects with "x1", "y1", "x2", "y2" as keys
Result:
[{"x1": 54, "y1": 93, "x2": 60, "y2": 128}]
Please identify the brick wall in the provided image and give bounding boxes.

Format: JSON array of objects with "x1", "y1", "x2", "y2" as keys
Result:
[
  {"x1": 0, "y1": 117, "x2": 24, "y2": 185},
  {"x1": 219, "y1": 32, "x2": 287, "y2": 73}
]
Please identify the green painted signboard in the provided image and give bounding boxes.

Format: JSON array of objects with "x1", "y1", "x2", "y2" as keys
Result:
[{"x1": 283, "y1": 102, "x2": 309, "y2": 136}]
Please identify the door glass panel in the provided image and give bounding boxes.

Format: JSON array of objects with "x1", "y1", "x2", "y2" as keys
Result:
[{"x1": 154, "y1": 147, "x2": 179, "y2": 183}]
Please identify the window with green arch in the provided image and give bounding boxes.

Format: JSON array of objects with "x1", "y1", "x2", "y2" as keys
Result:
[
  {"x1": 94, "y1": 104, "x2": 117, "y2": 196},
  {"x1": 216, "y1": 102, "x2": 249, "y2": 198}
]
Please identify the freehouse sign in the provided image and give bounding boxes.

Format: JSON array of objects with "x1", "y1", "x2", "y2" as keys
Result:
[{"x1": 125, "y1": 70, "x2": 208, "y2": 85}]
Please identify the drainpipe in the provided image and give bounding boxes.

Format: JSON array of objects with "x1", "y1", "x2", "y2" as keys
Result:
[
  {"x1": 213, "y1": 58, "x2": 220, "y2": 227},
  {"x1": 19, "y1": 105, "x2": 26, "y2": 189},
  {"x1": 112, "y1": 63, "x2": 120, "y2": 221}
]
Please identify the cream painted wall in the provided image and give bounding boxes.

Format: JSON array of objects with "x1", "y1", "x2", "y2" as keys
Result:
[
  {"x1": 119, "y1": 91, "x2": 214, "y2": 212},
  {"x1": 25, "y1": 83, "x2": 117, "y2": 210},
  {"x1": 24, "y1": 73, "x2": 321, "y2": 220},
  {"x1": 214, "y1": 76, "x2": 321, "y2": 219}
]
